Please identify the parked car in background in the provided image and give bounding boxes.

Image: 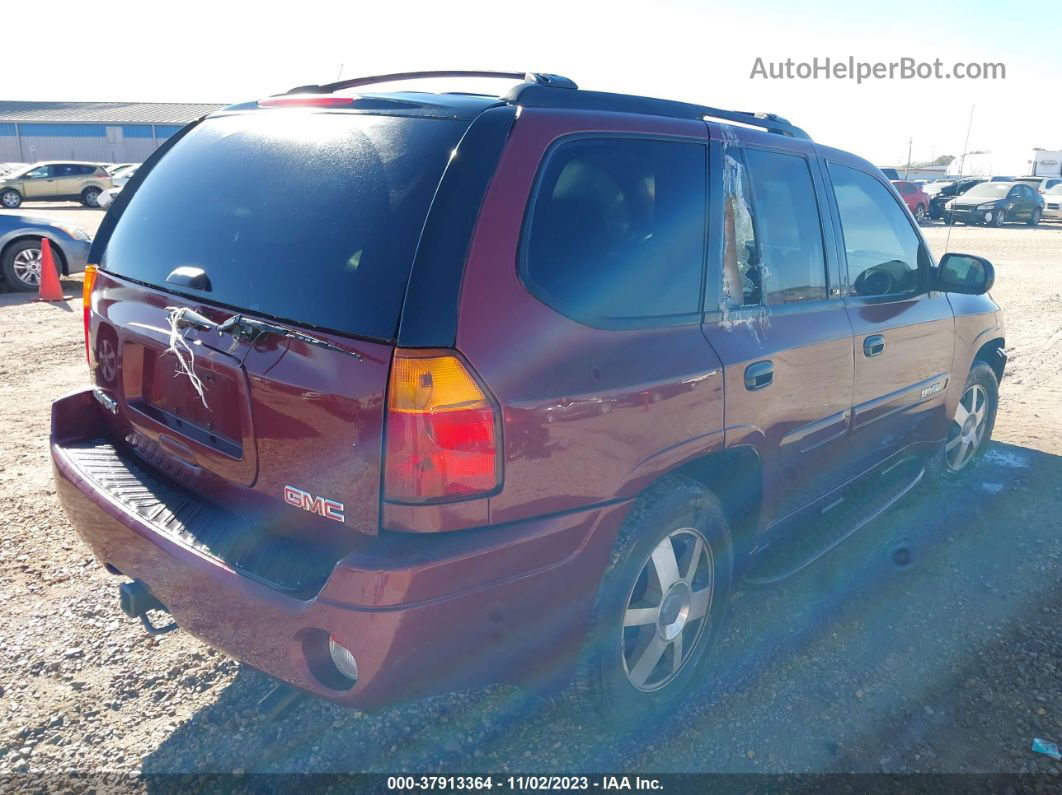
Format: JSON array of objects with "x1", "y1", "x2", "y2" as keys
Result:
[
  {"x1": 990, "y1": 176, "x2": 1015, "y2": 182},
  {"x1": 0, "y1": 162, "x2": 114, "y2": 209},
  {"x1": 0, "y1": 213, "x2": 92, "y2": 291},
  {"x1": 1014, "y1": 176, "x2": 1062, "y2": 193},
  {"x1": 879, "y1": 167, "x2": 900, "y2": 179},
  {"x1": 112, "y1": 165, "x2": 139, "y2": 188},
  {"x1": 53, "y1": 70, "x2": 1006, "y2": 724},
  {"x1": 0, "y1": 162, "x2": 28, "y2": 176},
  {"x1": 925, "y1": 178, "x2": 986, "y2": 219},
  {"x1": 106, "y1": 163, "x2": 137, "y2": 177},
  {"x1": 1043, "y1": 184, "x2": 1062, "y2": 222},
  {"x1": 944, "y1": 181, "x2": 1044, "y2": 226},
  {"x1": 891, "y1": 180, "x2": 929, "y2": 221}
]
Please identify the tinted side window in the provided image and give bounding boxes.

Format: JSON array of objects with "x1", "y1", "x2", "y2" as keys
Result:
[
  {"x1": 829, "y1": 164, "x2": 923, "y2": 298},
  {"x1": 744, "y1": 149, "x2": 827, "y2": 304},
  {"x1": 524, "y1": 138, "x2": 706, "y2": 323}
]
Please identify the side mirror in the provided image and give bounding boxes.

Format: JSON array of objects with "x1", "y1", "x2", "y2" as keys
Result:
[{"x1": 937, "y1": 253, "x2": 995, "y2": 295}]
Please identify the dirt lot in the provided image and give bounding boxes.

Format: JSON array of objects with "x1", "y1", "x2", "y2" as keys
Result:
[{"x1": 1, "y1": 210, "x2": 1062, "y2": 777}]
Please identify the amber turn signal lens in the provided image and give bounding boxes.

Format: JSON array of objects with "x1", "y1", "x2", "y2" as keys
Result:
[
  {"x1": 384, "y1": 350, "x2": 501, "y2": 503},
  {"x1": 82, "y1": 265, "x2": 98, "y2": 364}
]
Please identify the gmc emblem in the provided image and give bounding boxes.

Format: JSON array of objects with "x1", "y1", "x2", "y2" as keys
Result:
[{"x1": 283, "y1": 485, "x2": 345, "y2": 523}]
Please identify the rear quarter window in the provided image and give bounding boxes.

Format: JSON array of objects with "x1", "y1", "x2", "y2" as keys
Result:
[
  {"x1": 102, "y1": 112, "x2": 468, "y2": 340},
  {"x1": 522, "y1": 137, "x2": 707, "y2": 326}
]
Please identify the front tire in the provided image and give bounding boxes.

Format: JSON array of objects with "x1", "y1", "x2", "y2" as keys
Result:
[
  {"x1": 567, "y1": 476, "x2": 732, "y2": 726},
  {"x1": 990, "y1": 208, "x2": 1006, "y2": 227},
  {"x1": 81, "y1": 187, "x2": 102, "y2": 208},
  {"x1": 0, "y1": 189, "x2": 22, "y2": 209},
  {"x1": 942, "y1": 362, "x2": 999, "y2": 476},
  {"x1": 1, "y1": 239, "x2": 45, "y2": 292}
]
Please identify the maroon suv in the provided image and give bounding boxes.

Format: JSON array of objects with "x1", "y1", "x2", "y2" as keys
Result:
[{"x1": 51, "y1": 71, "x2": 1006, "y2": 723}]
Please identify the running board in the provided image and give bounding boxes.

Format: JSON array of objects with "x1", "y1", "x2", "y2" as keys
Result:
[{"x1": 744, "y1": 459, "x2": 925, "y2": 586}]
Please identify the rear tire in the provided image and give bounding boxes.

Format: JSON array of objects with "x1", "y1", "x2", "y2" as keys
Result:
[
  {"x1": 914, "y1": 204, "x2": 927, "y2": 222},
  {"x1": 1027, "y1": 209, "x2": 1042, "y2": 227},
  {"x1": 0, "y1": 189, "x2": 22, "y2": 209},
  {"x1": 81, "y1": 187, "x2": 101, "y2": 208},
  {"x1": 566, "y1": 475, "x2": 732, "y2": 727}
]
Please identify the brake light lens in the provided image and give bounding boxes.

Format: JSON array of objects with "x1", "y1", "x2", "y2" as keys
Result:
[
  {"x1": 384, "y1": 350, "x2": 501, "y2": 503},
  {"x1": 82, "y1": 265, "x2": 98, "y2": 364},
  {"x1": 257, "y1": 96, "x2": 355, "y2": 108}
]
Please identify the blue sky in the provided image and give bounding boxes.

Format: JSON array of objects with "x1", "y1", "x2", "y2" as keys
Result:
[{"x1": 9, "y1": 0, "x2": 1061, "y2": 165}]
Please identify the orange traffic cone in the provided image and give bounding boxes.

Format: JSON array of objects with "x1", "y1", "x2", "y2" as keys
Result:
[{"x1": 35, "y1": 238, "x2": 67, "y2": 302}]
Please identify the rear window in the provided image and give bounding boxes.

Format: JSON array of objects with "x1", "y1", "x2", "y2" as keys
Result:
[{"x1": 102, "y1": 112, "x2": 468, "y2": 340}]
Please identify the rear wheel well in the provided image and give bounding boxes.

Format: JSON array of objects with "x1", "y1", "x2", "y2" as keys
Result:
[
  {"x1": 974, "y1": 337, "x2": 1005, "y2": 383},
  {"x1": 1, "y1": 236, "x2": 68, "y2": 275},
  {"x1": 673, "y1": 446, "x2": 762, "y2": 568}
]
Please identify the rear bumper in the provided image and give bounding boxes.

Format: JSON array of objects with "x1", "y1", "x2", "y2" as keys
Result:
[{"x1": 51, "y1": 389, "x2": 627, "y2": 709}]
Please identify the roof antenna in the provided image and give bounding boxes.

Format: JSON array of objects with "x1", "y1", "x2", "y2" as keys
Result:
[{"x1": 944, "y1": 105, "x2": 975, "y2": 255}]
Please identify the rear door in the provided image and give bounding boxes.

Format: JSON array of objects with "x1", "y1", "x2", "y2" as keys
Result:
[
  {"x1": 51, "y1": 164, "x2": 80, "y2": 197},
  {"x1": 701, "y1": 136, "x2": 855, "y2": 521},
  {"x1": 824, "y1": 162, "x2": 954, "y2": 472}
]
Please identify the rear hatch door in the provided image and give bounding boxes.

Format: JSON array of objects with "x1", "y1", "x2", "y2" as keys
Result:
[{"x1": 94, "y1": 107, "x2": 472, "y2": 534}]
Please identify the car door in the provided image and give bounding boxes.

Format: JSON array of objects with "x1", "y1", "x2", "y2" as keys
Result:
[
  {"x1": 824, "y1": 161, "x2": 954, "y2": 474},
  {"x1": 701, "y1": 137, "x2": 855, "y2": 522},
  {"x1": 21, "y1": 165, "x2": 57, "y2": 198},
  {"x1": 1021, "y1": 184, "x2": 1041, "y2": 217},
  {"x1": 50, "y1": 164, "x2": 79, "y2": 198}
]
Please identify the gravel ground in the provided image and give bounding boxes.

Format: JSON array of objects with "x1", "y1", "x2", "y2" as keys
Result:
[{"x1": 1, "y1": 210, "x2": 1061, "y2": 777}]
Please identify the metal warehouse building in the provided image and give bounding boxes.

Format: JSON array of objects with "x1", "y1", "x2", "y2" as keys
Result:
[{"x1": 0, "y1": 101, "x2": 225, "y2": 164}]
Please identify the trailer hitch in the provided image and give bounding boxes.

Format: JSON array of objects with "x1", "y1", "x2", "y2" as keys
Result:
[{"x1": 119, "y1": 580, "x2": 178, "y2": 636}]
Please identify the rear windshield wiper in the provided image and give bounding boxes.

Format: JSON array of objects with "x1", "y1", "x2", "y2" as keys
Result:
[
  {"x1": 171, "y1": 308, "x2": 362, "y2": 360},
  {"x1": 216, "y1": 314, "x2": 363, "y2": 360}
]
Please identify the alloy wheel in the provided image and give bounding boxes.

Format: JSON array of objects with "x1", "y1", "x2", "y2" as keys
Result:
[
  {"x1": 12, "y1": 246, "x2": 42, "y2": 287},
  {"x1": 621, "y1": 527, "x2": 713, "y2": 692},
  {"x1": 945, "y1": 383, "x2": 989, "y2": 471}
]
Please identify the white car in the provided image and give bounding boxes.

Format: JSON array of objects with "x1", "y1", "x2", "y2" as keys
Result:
[
  {"x1": 1043, "y1": 185, "x2": 1062, "y2": 222},
  {"x1": 106, "y1": 163, "x2": 137, "y2": 177},
  {"x1": 112, "y1": 165, "x2": 139, "y2": 187}
]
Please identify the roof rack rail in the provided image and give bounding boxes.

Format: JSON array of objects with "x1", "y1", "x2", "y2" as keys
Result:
[
  {"x1": 504, "y1": 83, "x2": 811, "y2": 140},
  {"x1": 285, "y1": 71, "x2": 578, "y2": 96}
]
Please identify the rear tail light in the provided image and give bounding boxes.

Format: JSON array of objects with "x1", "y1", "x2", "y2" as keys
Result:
[
  {"x1": 82, "y1": 265, "x2": 98, "y2": 364},
  {"x1": 384, "y1": 349, "x2": 501, "y2": 503}
]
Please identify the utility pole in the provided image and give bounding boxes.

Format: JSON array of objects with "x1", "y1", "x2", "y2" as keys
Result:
[{"x1": 905, "y1": 137, "x2": 913, "y2": 179}]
